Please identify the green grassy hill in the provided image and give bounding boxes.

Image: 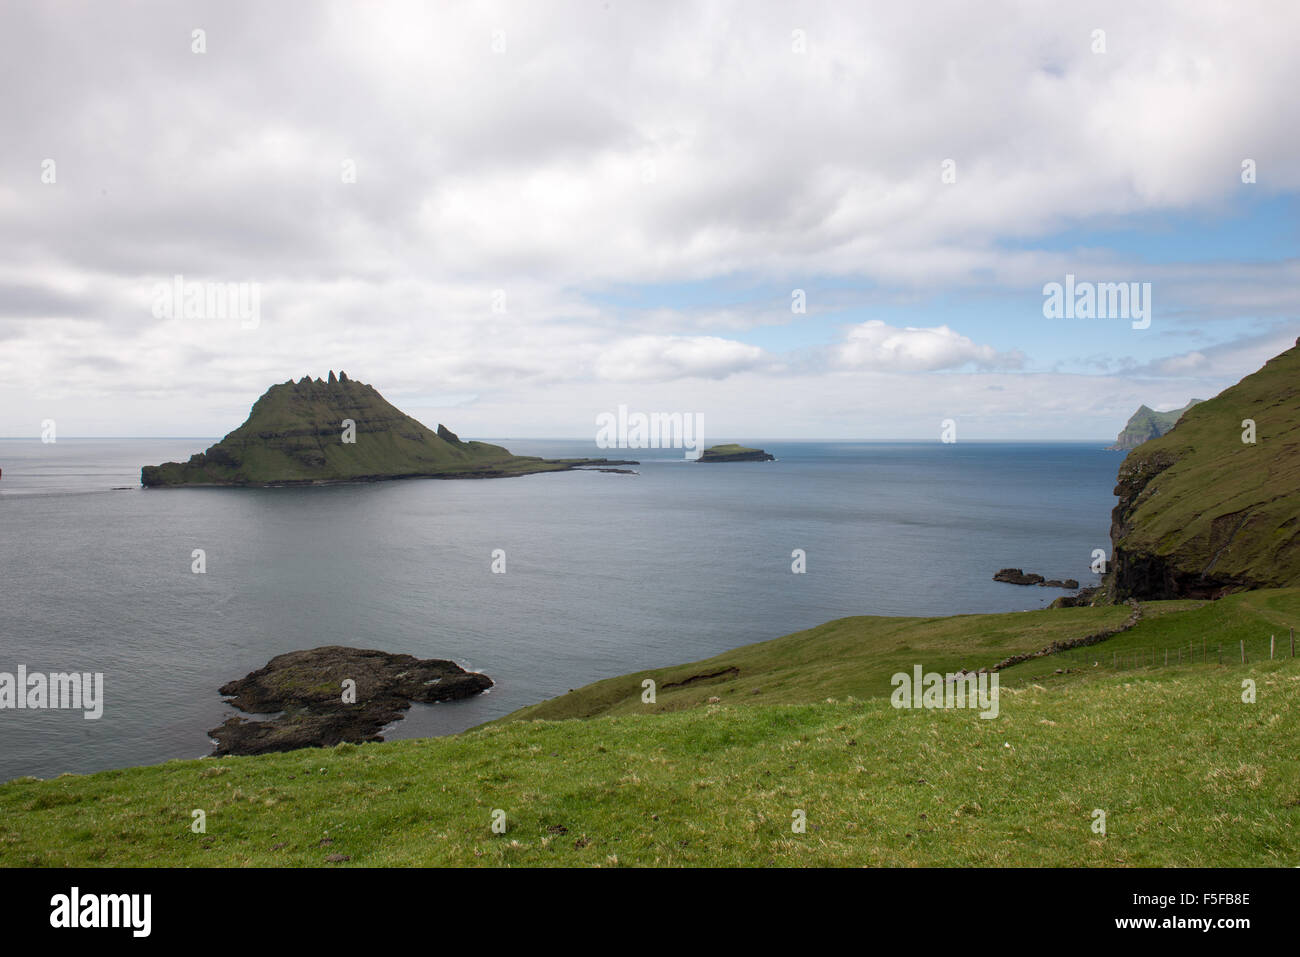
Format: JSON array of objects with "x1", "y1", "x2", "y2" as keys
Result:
[
  {"x1": 3, "y1": 591, "x2": 1295, "y2": 867},
  {"x1": 141, "y1": 373, "x2": 583, "y2": 486},
  {"x1": 503, "y1": 604, "x2": 1133, "y2": 720},
  {"x1": 1110, "y1": 339, "x2": 1300, "y2": 599}
]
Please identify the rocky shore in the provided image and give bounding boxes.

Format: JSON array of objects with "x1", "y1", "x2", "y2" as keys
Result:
[
  {"x1": 209, "y1": 646, "x2": 492, "y2": 756},
  {"x1": 992, "y1": 568, "x2": 1080, "y2": 589}
]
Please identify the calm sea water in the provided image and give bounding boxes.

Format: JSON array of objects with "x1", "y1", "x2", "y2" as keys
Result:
[{"x1": 0, "y1": 437, "x2": 1119, "y2": 781}]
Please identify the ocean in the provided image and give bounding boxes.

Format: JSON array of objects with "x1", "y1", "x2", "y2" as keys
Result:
[{"x1": 0, "y1": 438, "x2": 1119, "y2": 781}]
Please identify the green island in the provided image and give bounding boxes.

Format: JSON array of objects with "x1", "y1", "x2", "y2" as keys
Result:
[
  {"x1": 698, "y1": 444, "x2": 775, "y2": 463},
  {"x1": 141, "y1": 372, "x2": 635, "y2": 487},
  {"x1": 2, "y1": 341, "x2": 1297, "y2": 867}
]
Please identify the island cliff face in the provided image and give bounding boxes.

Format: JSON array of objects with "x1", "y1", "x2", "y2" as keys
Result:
[
  {"x1": 1107, "y1": 400, "x2": 1201, "y2": 450},
  {"x1": 143, "y1": 373, "x2": 633, "y2": 486},
  {"x1": 1108, "y1": 339, "x2": 1300, "y2": 600}
]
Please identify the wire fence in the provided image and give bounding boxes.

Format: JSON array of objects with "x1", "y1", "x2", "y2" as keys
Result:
[{"x1": 1036, "y1": 627, "x2": 1296, "y2": 673}]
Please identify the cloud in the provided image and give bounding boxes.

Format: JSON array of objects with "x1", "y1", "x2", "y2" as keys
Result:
[
  {"x1": 0, "y1": 1, "x2": 1297, "y2": 435},
  {"x1": 834, "y1": 320, "x2": 1024, "y2": 372},
  {"x1": 1123, "y1": 329, "x2": 1299, "y2": 380},
  {"x1": 594, "y1": 335, "x2": 766, "y2": 382}
]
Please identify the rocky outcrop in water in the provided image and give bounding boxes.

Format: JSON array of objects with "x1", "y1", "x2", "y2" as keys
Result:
[
  {"x1": 208, "y1": 646, "x2": 492, "y2": 756},
  {"x1": 993, "y1": 568, "x2": 1079, "y2": 589}
]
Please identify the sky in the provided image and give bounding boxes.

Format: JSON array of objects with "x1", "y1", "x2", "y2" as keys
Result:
[{"x1": 1, "y1": 0, "x2": 1297, "y2": 441}]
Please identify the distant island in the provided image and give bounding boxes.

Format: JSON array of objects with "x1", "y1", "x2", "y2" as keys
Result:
[
  {"x1": 142, "y1": 372, "x2": 636, "y2": 487},
  {"x1": 1107, "y1": 399, "x2": 1201, "y2": 450},
  {"x1": 698, "y1": 444, "x2": 775, "y2": 463}
]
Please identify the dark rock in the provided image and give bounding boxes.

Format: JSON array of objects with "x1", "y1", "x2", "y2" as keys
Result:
[
  {"x1": 995, "y1": 569, "x2": 1079, "y2": 589},
  {"x1": 209, "y1": 646, "x2": 492, "y2": 756},
  {"x1": 993, "y1": 568, "x2": 1044, "y2": 586},
  {"x1": 1050, "y1": 586, "x2": 1101, "y2": 608}
]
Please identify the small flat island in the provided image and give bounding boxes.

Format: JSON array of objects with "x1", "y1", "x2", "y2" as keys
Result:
[{"x1": 698, "y1": 444, "x2": 775, "y2": 463}]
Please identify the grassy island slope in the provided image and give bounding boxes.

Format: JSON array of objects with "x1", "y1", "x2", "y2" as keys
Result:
[
  {"x1": 698, "y1": 444, "x2": 775, "y2": 462},
  {"x1": 142, "y1": 373, "x2": 626, "y2": 486}
]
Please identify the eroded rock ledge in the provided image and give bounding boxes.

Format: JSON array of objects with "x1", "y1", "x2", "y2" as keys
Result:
[
  {"x1": 993, "y1": 568, "x2": 1080, "y2": 589},
  {"x1": 209, "y1": 646, "x2": 492, "y2": 756}
]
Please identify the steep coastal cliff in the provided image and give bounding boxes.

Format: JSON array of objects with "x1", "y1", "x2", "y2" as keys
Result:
[{"x1": 1108, "y1": 340, "x2": 1300, "y2": 600}]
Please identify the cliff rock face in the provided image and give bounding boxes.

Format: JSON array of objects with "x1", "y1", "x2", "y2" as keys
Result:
[
  {"x1": 142, "y1": 373, "x2": 615, "y2": 486},
  {"x1": 1108, "y1": 340, "x2": 1300, "y2": 600},
  {"x1": 1107, "y1": 400, "x2": 1201, "y2": 450}
]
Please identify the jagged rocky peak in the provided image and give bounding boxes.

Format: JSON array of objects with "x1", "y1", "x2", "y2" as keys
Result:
[
  {"x1": 292, "y1": 371, "x2": 353, "y2": 390},
  {"x1": 436, "y1": 424, "x2": 462, "y2": 444}
]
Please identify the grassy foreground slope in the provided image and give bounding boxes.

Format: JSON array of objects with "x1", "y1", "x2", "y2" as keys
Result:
[
  {"x1": 1, "y1": 593, "x2": 1295, "y2": 867},
  {"x1": 0, "y1": 659, "x2": 1294, "y2": 867}
]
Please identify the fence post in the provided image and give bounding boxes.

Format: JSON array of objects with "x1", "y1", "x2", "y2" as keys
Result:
[
  {"x1": 1270, "y1": 634, "x2": 1275, "y2": 660},
  {"x1": 1165, "y1": 649, "x2": 1168, "y2": 666},
  {"x1": 1241, "y1": 639, "x2": 1246, "y2": 664}
]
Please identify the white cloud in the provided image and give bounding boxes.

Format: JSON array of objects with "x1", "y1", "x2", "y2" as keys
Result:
[
  {"x1": 594, "y1": 335, "x2": 766, "y2": 382},
  {"x1": 0, "y1": 0, "x2": 1297, "y2": 436},
  {"x1": 834, "y1": 320, "x2": 1023, "y2": 372}
]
